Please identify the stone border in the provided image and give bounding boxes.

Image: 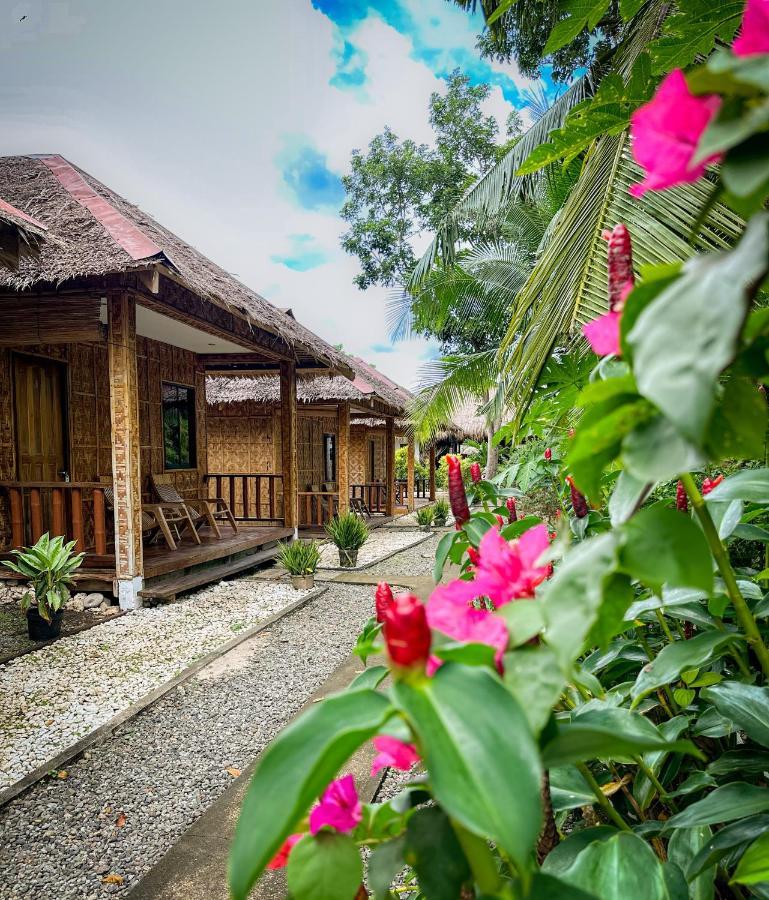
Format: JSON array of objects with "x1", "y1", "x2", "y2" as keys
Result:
[
  {"x1": 0, "y1": 585, "x2": 328, "y2": 809},
  {"x1": 318, "y1": 532, "x2": 434, "y2": 572}
]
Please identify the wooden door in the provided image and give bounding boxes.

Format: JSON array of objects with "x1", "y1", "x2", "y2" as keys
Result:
[{"x1": 14, "y1": 355, "x2": 68, "y2": 481}]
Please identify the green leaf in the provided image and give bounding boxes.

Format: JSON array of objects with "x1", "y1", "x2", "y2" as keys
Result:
[
  {"x1": 286, "y1": 833, "x2": 362, "y2": 900},
  {"x1": 706, "y1": 468, "x2": 769, "y2": 503},
  {"x1": 731, "y1": 830, "x2": 769, "y2": 885},
  {"x1": 687, "y1": 814, "x2": 769, "y2": 878},
  {"x1": 393, "y1": 664, "x2": 542, "y2": 870},
  {"x1": 649, "y1": 0, "x2": 743, "y2": 74},
  {"x1": 696, "y1": 96, "x2": 769, "y2": 162},
  {"x1": 347, "y1": 665, "x2": 389, "y2": 692},
  {"x1": 560, "y1": 832, "x2": 689, "y2": 899},
  {"x1": 700, "y1": 681, "x2": 769, "y2": 748},
  {"x1": 619, "y1": 505, "x2": 714, "y2": 593},
  {"x1": 609, "y1": 470, "x2": 654, "y2": 526},
  {"x1": 666, "y1": 783, "x2": 769, "y2": 829},
  {"x1": 630, "y1": 633, "x2": 745, "y2": 705},
  {"x1": 628, "y1": 213, "x2": 769, "y2": 446},
  {"x1": 668, "y1": 827, "x2": 715, "y2": 900},
  {"x1": 632, "y1": 716, "x2": 691, "y2": 809},
  {"x1": 543, "y1": 0, "x2": 611, "y2": 53},
  {"x1": 541, "y1": 827, "x2": 616, "y2": 876},
  {"x1": 541, "y1": 707, "x2": 701, "y2": 767},
  {"x1": 670, "y1": 771, "x2": 717, "y2": 797},
  {"x1": 432, "y1": 641, "x2": 497, "y2": 668},
  {"x1": 434, "y1": 531, "x2": 458, "y2": 583},
  {"x1": 622, "y1": 415, "x2": 704, "y2": 484},
  {"x1": 732, "y1": 523, "x2": 769, "y2": 542},
  {"x1": 619, "y1": 0, "x2": 644, "y2": 18},
  {"x1": 229, "y1": 689, "x2": 392, "y2": 899},
  {"x1": 672, "y1": 688, "x2": 696, "y2": 708},
  {"x1": 497, "y1": 598, "x2": 544, "y2": 647},
  {"x1": 525, "y1": 873, "x2": 600, "y2": 899},
  {"x1": 504, "y1": 644, "x2": 566, "y2": 735},
  {"x1": 368, "y1": 836, "x2": 405, "y2": 900},
  {"x1": 707, "y1": 749, "x2": 769, "y2": 776},
  {"x1": 706, "y1": 377, "x2": 769, "y2": 460},
  {"x1": 542, "y1": 533, "x2": 619, "y2": 669},
  {"x1": 548, "y1": 766, "x2": 596, "y2": 813},
  {"x1": 404, "y1": 807, "x2": 471, "y2": 898}
]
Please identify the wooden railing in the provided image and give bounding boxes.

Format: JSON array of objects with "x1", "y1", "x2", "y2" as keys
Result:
[
  {"x1": 1, "y1": 482, "x2": 107, "y2": 553},
  {"x1": 351, "y1": 482, "x2": 388, "y2": 514},
  {"x1": 204, "y1": 473, "x2": 284, "y2": 523},
  {"x1": 298, "y1": 492, "x2": 339, "y2": 528},
  {"x1": 395, "y1": 477, "x2": 428, "y2": 504}
]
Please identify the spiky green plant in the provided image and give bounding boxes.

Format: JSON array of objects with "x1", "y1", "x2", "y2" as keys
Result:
[
  {"x1": 324, "y1": 514, "x2": 369, "y2": 552},
  {"x1": 416, "y1": 506, "x2": 434, "y2": 527},
  {"x1": 3, "y1": 533, "x2": 85, "y2": 622},
  {"x1": 432, "y1": 498, "x2": 450, "y2": 525},
  {"x1": 277, "y1": 540, "x2": 320, "y2": 576}
]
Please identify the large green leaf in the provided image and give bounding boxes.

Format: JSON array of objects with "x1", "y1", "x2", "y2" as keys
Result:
[
  {"x1": 549, "y1": 766, "x2": 600, "y2": 812},
  {"x1": 668, "y1": 827, "x2": 715, "y2": 900},
  {"x1": 503, "y1": 644, "x2": 566, "y2": 735},
  {"x1": 649, "y1": 0, "x2": 743, "y2": 73},
  {"x1": 404, "y1": 807, "x2": 471, "y2": 898},
  {"x1": 393, "y1": 664, "x2": 542, "y2": 869},
  {"x1": 687, "y1": 814, "x2": 769, "y2": 878},
  {"x1": 630, "y1": 633, "x2": 746, "y2": 705},
  {"x1": 541, "y1": 827, "x2": 617, "y2": 876},
  {"x1": 732, "y1": 831, "x2": 769, "y2": 886},
  {"x1": 701, "y1": 682, "x2": 769, "y2": 749},
  {"x1": 609, "y1": 469, "x2": 655, "y2": 526},
  {"x1": 559, "y1": 832, "x2": 689, "y2": 899},
  {"x1": 229, "y1": 689, "x2": 392, "y2": 899},
  {"x1": 619, "y1": 505, "x2": 714, "y2": 593},
  {"x1": 633, "y1": 716, "x2": 691, "y2": 811},
  {"x1": 706, "y1": 468, "x2": 769, "y2": 503},
  {"x1": 286, "y1": 833, "x2": 362, "y2": 900},
  {"x1": 628, "y1": 213, "x2": 769, "y2": 446},
  {"x1": 666, "y1": 783, "x2": 769, "y2": 829},
  {"x1": 622, "y1": 414, "x2": 705, "y2": 483},
  {"x1": 542, "y1": 707, "x2": 701, "y2": 767},
  {"x1": 707, "y1": 749, "x2": 769, "y2": 777}
]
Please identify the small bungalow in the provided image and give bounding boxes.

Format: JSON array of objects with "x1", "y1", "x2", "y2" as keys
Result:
[{"x1": 0, "y1": 154, "x2": 352, "y2": 607}]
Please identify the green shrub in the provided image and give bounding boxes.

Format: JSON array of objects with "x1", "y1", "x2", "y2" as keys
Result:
[
  {"x1": 277, "y1": 540, "x2": 320, "y2": 576},
  {"x1": 3, "y1": 533, "x2": 84, "y2": 622},
  {"x1": 394, "y1": 446, "x2": 429, "y2": 481},
  {"x1": 435, "y1": 454, "x2": 474, "y2": 490},
  {"x1": 324, "y1": 513, "x2": 369, "y2": 551},
  {"x1": 416, "y1": 506, "x2": 434, "y2": 526},
  {"x1": 432, "y1": 498, "x2": 449, "y2": 524}
]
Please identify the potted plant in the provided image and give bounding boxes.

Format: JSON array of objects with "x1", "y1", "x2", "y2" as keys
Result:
[
  {"x1": 416, "y1": 506, "x2": 434, "y2": 532},
  {"x1": 324, "y1": 513, "x2": 369, "y2": 568},
  {"x1": 3, "y1": 533, "x2": 84, "y2": 641},
  {"x1": 432, "y1": 498, "x2": 450, "y2": 527},
  {"x1": 277, "y1": 539, "x2": 320, "y2": 590}
]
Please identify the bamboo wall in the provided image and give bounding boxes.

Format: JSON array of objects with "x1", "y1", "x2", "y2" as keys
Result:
[{"x1": 350, "y1": 426, "x2": 386, "y2": 483}]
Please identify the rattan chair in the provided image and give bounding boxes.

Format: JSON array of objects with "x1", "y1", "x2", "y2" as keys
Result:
[
  {"x1": 101, "y1": 483, "x2": 198, "y2": 551},
  {"x1": 150, "y1": 474, "x2": 237, "y2": 539}
]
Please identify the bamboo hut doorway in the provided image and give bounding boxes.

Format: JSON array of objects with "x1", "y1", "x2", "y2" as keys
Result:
[{"x1": 13, "y1": 354, "x2": 68, "y2": 482}]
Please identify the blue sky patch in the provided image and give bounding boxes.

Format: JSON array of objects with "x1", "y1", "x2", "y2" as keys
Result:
[
  {"x1": 276, "y1": 137, "x2": 346, "y2": 211},
  {"x1": 370, "y1": 341, "x2": 396, "y2": 354},
  {"x1": 271, "y1": 233, "x2": 330, "y2": 272},
  {"x1": 331, "y1": 38, "x2": 368, "y2": 94}
]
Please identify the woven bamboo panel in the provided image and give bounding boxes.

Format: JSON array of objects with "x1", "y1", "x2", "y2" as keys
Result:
[{"x1": 0, "y1": 297, "x2": 103, "y2": 345}]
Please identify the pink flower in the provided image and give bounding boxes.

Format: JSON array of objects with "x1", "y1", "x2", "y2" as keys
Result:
[
  {"x1": 370, "y1": 736, "x2": 420, "y2": 777},
  {"x1": 430, "y1": 524, "x2": 551, "y2": 609},
  {"x1": 470, "y1": 461, "x2": 482, "y2": 483},
  {"x1": 309, "y1": 775, "x2": 362, "y2": 835},
  {"x1": 267, "y1": 834, "x2": 302, "y2": 870},
  {"x1": 544, "y1": 447, "x2": 552, "y2": 461},
  {"x1": 629, "y1": 70, "x2": 722, "y2": 198},
  {"x1": 733, "y1": 0, "x2": 769, "y2": 55},
  {"x1": 375, "y1": 582, "x2": 394, "y2": 623},
  {"x1": 426, "y1": 591, "x2": 509, "y2": 673},
  {"x1": 584, "y1": 311, "x2": 621, "y2": 356},
  {"x1": 702, "y1": 474, "x2": 724, "y2": 496}
]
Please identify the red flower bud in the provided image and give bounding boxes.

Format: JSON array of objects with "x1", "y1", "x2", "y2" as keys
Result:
[
  {"x1": 382, "y1": 592, "x2": 431, "y2": 669},
  {"x1": 495, "y1": 514, "x2": 504, "y2": 527},
  {"x1": 605, "y1": 224, "x2": 635, "y2": 312},
  {"x1": 676, "y1": 480, "x2": 688, "y2": 512},
  {"x1": 375, "y1": 582, "x2": 394, "y2": 623},
  {"x1": 446, "y1": 455, "x2": 471, "y2": 527},
  {"x1": 467, "y1": 547, "x2": 481, "y2": 566},
  {"x1": 505, "y1": 497, "x2": 518, "y2": 523},
  {"x1": 567, "y1": 476, "x2": 589, "y2": 519},
  {"x1": 470, "y1": 461, "x2": 482, "y2": 483},
  {"x1": 702, "y1": 474, "x2": 724, "y2": 496},
  {"x1": 544, "y1": 448, "x2": 552, "y2": 461}
]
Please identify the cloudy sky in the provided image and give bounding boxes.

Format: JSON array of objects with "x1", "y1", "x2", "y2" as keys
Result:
[{"x1": 0, "y1": 0, "x2": 549, "y2": 387}]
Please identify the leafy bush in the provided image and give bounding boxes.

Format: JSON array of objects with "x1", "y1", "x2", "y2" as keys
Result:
[
  {"x1": 435, "y1": 453, "x2": 473, "y2": 490},
  {"x1": 433, "y1": 497, "x2": 450, "y2": 524},
  {"x1": 324, "y1": 513, "x2": 369, "y2": 552},
  {"x1": 394, "y1": 446, "x2": 428, "y2": 481},
  {"x1": 277, "y1": 540, "x2": 320, "y2": 576},
  {"x1": 3, "y1": 533, "x2": 84, "y2": 622},
  {"x1": 415, "y1": 506, "x2": 434, "y2": 527}
]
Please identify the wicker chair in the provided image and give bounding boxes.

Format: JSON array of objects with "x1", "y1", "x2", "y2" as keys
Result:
[
  {"x1": 101, "y1": 484, "x2": 199, "y2": 551},
  {"x1": 150, "y1": 474, "x2": 237, "y2": 539}
]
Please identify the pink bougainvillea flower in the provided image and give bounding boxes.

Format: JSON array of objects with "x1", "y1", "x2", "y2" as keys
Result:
[
  {"x1": 426, "y1": 591, "x2": 509, "y2": 673},
  {"x1": 583, "y1": 310, "x2": 621, "y2": 356},
  {"x1": 733, "y1": 0, "x2": 769, "y2": 55},
  {"x1": 629, "y1": 69, "x2": 722, "y2": 198},
  {"x1": 267, "y1": 834, "x2": 302, "y2": 870},
  {"x1": 309, "y1": 775, "x2": 362, "y2": 835},
  {"x1": 431, "y1": 524, "x2": 551, "y2": 610},
  {"x1": 370, "y1": 736, "x2": 420, "y2": 777}
]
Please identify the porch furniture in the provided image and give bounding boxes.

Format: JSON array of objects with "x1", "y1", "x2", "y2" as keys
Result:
[
  {"x1": 350, "y1": 496, "x2": 371, "y2": 519},
  {"x1": 151, "y1": 474, "x2": 237, "y2": 539},
  {"x1": 298, "y1": 486, "x2": 339, "y2": 527},
  {"x1": 102, "y1": 483, "x2": 198, "y2": 551}
]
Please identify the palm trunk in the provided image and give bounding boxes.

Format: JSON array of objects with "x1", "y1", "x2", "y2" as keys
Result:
[{"x1": 485, "y1": 416, "x2": 501, "y2": 479}]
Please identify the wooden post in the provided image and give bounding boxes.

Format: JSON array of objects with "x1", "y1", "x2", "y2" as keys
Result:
[
  {"x1": 108, "y1": 292, "x2": 144, "y2": 609},
  {"x1": 407, "y1": 434, "x2": 416, "y2": 512},
  {"x1": 428, "y1": 444, "x2": 436, "y2": 501},
  {"x1": 279, "y1": 360, "x2": 299, "y2": 532},
  {"x1": 385, "y1": 417, "x2": 395, "y2": 517},
  {"x1": 9, "y1": 488, "x2": 24, "y2": 549},
  {"x1": 337, "y1": 401, "x2": 350, "y2": 516}
]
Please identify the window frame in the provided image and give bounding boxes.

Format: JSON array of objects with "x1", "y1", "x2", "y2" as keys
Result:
[{"x1": 161, "y1": 380, "x2": 197, "y2": 471}]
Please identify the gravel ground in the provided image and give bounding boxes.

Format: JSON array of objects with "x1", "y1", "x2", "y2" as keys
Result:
[
  {"x1": 364, "y1": 533, "x2": 441, "y2": 580},
  {"x1": 317, "y1": 530, "x2": 430, "y2": 569},
  {"x1": 0, "y1": 582, "x2": 378, "y2": 900},
  {"x1": 0, "y1": 581, "x2": 311, "y2": 792}
]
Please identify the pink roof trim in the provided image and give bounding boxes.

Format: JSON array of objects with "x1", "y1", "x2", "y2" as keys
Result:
[
  {"x1": 0, "y1": 197, "x2": 47, "y2": 230},
  {"x1": 38, "y1": 155, "x2": 162, "y2": 261},
  {"x1": 350, "y1": 355, "x2": 411, "y2": 400}
]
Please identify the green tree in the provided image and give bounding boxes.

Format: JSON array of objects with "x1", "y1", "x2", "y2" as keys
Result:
[{"x1": 340, "y1": 70, "x2": 518, "y2": 291}]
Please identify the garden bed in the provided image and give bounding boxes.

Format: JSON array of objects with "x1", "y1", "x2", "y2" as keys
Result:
[
  {"x1": 317, "y1": 531, "x2": 434, "y2": 570},
  {"x1": 0, "y1": 579, "x2": 316, "y2": 796}
]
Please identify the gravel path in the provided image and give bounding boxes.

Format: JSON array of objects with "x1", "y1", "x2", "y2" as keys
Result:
[
  {"x1": 317, "y1": 530, "x2": 430, "y2": 569},
  {"x1": 0, "y1": 581, "x2": 312, "y2": 793}
]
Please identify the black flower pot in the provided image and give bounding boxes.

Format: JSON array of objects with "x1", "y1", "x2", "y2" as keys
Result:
[{"x1": 26, "y1": 606, "x2": 63, "y2": 641}]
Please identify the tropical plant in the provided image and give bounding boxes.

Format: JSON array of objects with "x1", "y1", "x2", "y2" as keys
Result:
[
  {"x1": 3, "y1": 533, "x2": 84, "y2": 622},
  {"x1": 394, "y1": 446, "x2": 428, "y2": 482},
  {"x1": 415, "y1": 506, "x2": 434, "y2": 528},
  {"x1": 435, "y1": 453, "x2": 474, "y2": 490},
  {"x1": 432, "y1": 497, "x2": 450, "y2": 526},
  {"x1": 324, "y1": 514, "x2": 369, "y2": 553},
  {"x1": 277, "y1": 540, "x2": 320, "y2": 577}
]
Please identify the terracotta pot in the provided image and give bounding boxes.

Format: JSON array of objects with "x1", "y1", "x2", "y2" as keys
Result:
[
  {"x1": 338, "y1": 548, "x2": 359, "y2": 568},
  {"x1": 290, "y1": 574, "x2": 315, "y2": 590},
  {"x1": 27, "y1": 606, "x2": 63, "y2": 641}
]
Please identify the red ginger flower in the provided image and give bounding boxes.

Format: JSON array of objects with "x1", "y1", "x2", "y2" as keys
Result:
[
  {"x1": 382, "y1": 592, "x2": 431, "y2": 669},
  {"x1": 467, "y1": 547, "x2": 481, "y2": 567},
  {"x1": 567, "y1": 476, "x2": 589, "y2": 519},
  {"x1": 544, "y1": 447, "x2": 552, "y2": 461},
  {"x1": 733, "y1": 0, "x2": 769, "y2": 55},
  {"x1": 583, "y1": 225, "x2": 635, "y2": 357},
  {"x1": 446, "y1": 455, "x2": 470, "y2": 527},
  {"x1": 702, "y1": 474, "x2": 724, "y2": 496},
  {"x1": 375, "y1": 581, "x2": 394, "y2": 623},
  {"x1": 267, "y1": 834, "x2": 302, "y2": 870},
  {"x1": 676, "y1": 480, "x2": 689, "y2": 512},
  {"x1": 506, "y1": 497, "x2": 518, "y2": 523},
  {"x1": 470, "y1": 461, "x2": 482, "y2": 483}
]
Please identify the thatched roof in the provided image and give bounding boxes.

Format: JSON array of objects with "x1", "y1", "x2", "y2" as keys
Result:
[
  {"x1": 0, "y1": 155, "x2": 348, "y2": 372},
  {"x1": 0, "y1": 197, "x2": 48, "y2": 241}
]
